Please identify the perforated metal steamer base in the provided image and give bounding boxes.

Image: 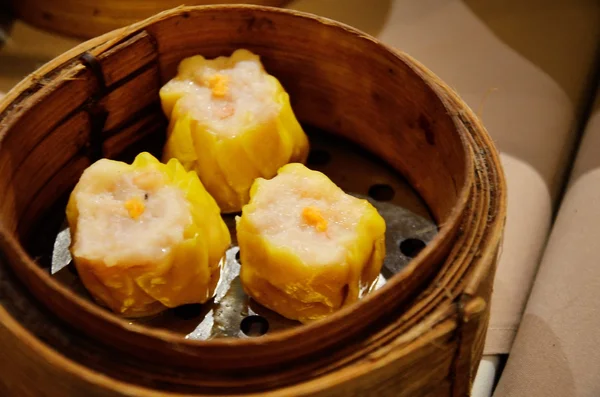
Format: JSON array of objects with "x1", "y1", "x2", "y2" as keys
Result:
[{"x1": 43, "y1": 127, "x2": 438, "y2": 340}]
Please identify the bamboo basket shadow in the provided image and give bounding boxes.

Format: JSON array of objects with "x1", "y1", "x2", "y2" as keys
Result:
[{"x1": 0, "y1": 5, "x2": 506, "y2": 397}]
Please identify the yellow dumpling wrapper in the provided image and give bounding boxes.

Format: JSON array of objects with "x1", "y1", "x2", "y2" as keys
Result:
[
  {"x1": 160, "y1": 49, "x2": 309, "y2": 213},
  {"x1": 66, "y1": 152, "x2": 231, "y2": 317},
  {"x1": 236, "y1": 163, "x2": 386, "y2": 323}
]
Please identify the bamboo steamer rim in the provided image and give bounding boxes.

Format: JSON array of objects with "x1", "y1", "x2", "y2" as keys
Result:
[
  {"x1": 10, "y1": 0, "x2": 291, "y2": 39},
  {"x1": 0, "y1": 4, "x2": 480, "y2": 370},
  {"x1": 0, "y1": 7, "x2": 507, "y2": 394}
]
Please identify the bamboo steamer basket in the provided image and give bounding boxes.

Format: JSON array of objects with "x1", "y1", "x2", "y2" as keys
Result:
[
  {"x1": 9, "y1": 0, "x2": 289, "y2": 39},
  {"x1": 0, "y1": 5, "x2": 506, "y2": 397}
]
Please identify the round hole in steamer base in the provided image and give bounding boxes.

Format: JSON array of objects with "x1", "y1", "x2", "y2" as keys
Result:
[
  {"x1": 27, "y1": 126, "x2": 438, "y2": 340},
  {"x1": 399, "y1": 238, "x2": 427, "y2": 258},
  {"x1": 240, "y1": 315, "x2": 269, "y2": 337}
]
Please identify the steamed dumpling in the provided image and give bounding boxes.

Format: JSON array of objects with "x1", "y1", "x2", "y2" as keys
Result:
[
  {"x1": 66, "y1": 152, "x2": 231, "y2": 317},
  {"x1": 160, "y1": 49, "x2": 309, "y2": 213},
  {"x1": 236, "y1": 163, "x2": 386, "y2": 323}
]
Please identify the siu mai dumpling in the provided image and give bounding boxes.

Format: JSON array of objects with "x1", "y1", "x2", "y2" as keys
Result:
[
  {"x1": 236, "y1": 163, "x2": 386, "y2": 323},
  {"x1": 160, "y1": 49, "x2": 309, "y2": 213},
  {"x1": 66, "y1": 152, "x2": 231, "y2": 317}
]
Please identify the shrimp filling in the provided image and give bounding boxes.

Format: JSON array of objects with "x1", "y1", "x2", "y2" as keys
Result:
[
  {"x1": 71, "y1": 163, "x2": 192, "y2": 267},
  {"x1": 161, "y1": 54, "x2": 281, "y2": 136},
  {"x1": 245, "y1": 169, "x2": 368, "y2": 265}
]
